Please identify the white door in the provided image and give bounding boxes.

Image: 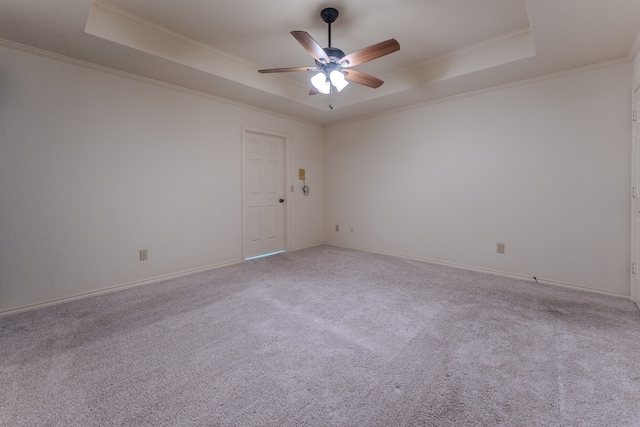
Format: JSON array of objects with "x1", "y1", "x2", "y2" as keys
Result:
[{"x1": 242, "y1": 128, "x2": 287, "y2": 259}]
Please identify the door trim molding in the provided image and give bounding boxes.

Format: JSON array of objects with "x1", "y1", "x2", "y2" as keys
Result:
[
  {"x1": 632, "y1": 87, "x2": 640, "y2": 305},
  {"x1": 241, "y1": 125, "x2": 290, "y2": 261}
]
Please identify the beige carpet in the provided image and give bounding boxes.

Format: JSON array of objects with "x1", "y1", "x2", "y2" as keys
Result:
[{"x1": 1, "y1": 245, "x2": 639, "y2": 426}]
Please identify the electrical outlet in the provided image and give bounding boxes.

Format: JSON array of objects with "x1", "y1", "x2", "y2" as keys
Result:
[
  {"x1": 290, "y1": 185, "x2": 294, "y2": 192},
  {"x1": 335, "y1": 225, "x2": 339, "y2": 232},
  {"x1": 139, "y1": 249, "x2": 148, "y2": 261},
  {"x1": 350, "y1": 227, "x2": 355, "y2": 234},
  {"x1": 496, "y1": 243, "x2": 505, "y2": 254}
]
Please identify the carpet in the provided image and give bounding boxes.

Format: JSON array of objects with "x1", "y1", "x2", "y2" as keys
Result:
[{"x1": 1, "y1": 245, "x2": 639, "y2": 426}]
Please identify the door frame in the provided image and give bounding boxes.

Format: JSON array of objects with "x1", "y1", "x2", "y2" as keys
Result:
[
  {"x1": 241, "y1": 125, "x2": 290, "y2": 261},
  {"x1": 632, "y1": 86, "x2": 640, "y2": 305}
]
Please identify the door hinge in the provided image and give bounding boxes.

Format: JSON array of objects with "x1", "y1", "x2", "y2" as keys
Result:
[
  {"x1": 633, "y1": 187, "x2": 637, "y2": 198},
  {"x1": 633, "y1": 263, "x2": 637, "y2": 275},
  {"x1": 634, "y1": 110, "x2": 637, "y2": 122}
]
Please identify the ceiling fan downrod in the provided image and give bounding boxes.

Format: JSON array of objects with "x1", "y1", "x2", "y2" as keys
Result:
[{"x1": 320, "y1": 7, "x2": 339, "y2": 48}]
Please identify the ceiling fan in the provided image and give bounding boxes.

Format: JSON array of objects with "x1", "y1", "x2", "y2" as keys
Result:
[{"x1": 258, "y1": 7, "x2": 400, "y2": 98}]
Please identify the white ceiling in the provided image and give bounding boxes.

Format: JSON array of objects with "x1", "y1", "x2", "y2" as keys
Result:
[{"x1": 1, "y1": 0, "x2": 639, "y2": 125}]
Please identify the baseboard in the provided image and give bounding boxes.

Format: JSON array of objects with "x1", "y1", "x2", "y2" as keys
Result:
[
  {"x1": 1, "y1": 245, "x2": 325, "y2": 317},
  {"x1": 0, "y1": 259, "x2": 242, "y2": 317},
  {"x1": 325, "y1": 243, "x2": 631, "y2": 301},
  {"x1": 289, "y1": 242, "x2": 325, "y2": 252},
  {"x1": 4, "y1": 243, "x2": 632, "y2": 317}
]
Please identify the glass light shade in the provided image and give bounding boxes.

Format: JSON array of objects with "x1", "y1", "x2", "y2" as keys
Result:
[
  {"x1": 311, "y1": 72, "x2": 331, "y2": 94},
  {"x1": 329, "y1": 70, "x2": 349, "y2": 92}
]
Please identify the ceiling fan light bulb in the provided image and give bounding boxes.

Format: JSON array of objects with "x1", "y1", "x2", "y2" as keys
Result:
[
  {"x1": 311, "y1": 72, "x2": 331, "y2": 94},
  {"x1": 319, "y1": 83, "x2": 331, "y2": 94},
  {"x1": 330, "y1": 70, "x2": 349, "y2": 92}
]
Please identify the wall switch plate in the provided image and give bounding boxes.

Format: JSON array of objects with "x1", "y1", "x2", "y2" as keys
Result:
[
  {"x1": 298, "y1": 169, "x2": 305, "y2": 180},
  {"x1": 496, "y1": 243, "x2": 505, "y2": 254},
  {"x1": 350, "y1": 227, "x2": 355, "y2": 234},
  {"x1": 139, "y1": 249, "x2": 148, "y2": 261}
]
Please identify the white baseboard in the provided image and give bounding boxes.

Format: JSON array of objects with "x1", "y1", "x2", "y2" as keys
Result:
[
  {"x1": 0, "y1": 259, "x2": 242, "y2": 317},
  {"x1": 325, "y1": 243, "x2": 631, "y2": 301},
  {"x1": 289, "y1": 241, "x2": 325, "y2": 252},
  {"x1": 4, "y1": 243, "x2": 633, "y2": 317},
  {"x1": 1, "y1": 245, "x2": 324, "y2": 317}
]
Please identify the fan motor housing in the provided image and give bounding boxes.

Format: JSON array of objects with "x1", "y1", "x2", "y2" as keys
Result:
[{"x1": 317, "y1": 47, "x2": 346, "y2": 65}]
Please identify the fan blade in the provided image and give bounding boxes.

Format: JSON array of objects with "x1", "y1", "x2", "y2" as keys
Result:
[
  {"x1": 338, "y1": 39, "x2": 400, "y2": 67},
  {"x1": 258, "y1": 67, "x2": 315, "y2": 73},
  {"x1": 344, "y1": 70, "x2": 384, "y2": 88},
  {"x1": 291, "y1": 31, "x2": 330, "y2": 63}
]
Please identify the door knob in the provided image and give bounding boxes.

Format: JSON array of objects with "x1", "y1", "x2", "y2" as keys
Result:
[{"x1": 279, "y1": 198, "x2": 284, "y2": 203}]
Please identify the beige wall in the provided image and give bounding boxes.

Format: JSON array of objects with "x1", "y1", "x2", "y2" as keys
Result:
[
  {"x1": 325, "y1": 61, "x2": 632, "y2": 297},
  {"x1": 1, "y1": 41, "x2": 636, "y2": 314},
  {"x1": 0, "y1": 44, "x2": 325, "y2": 314},
  {"x1": 632, "y1": 49, "x2": 640, "y2": 304}
]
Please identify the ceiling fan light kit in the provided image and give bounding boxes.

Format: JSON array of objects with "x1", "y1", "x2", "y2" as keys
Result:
[
  {"x1": 310, "y1": 72, "x2": 331, "y2": 94},
  {"x1": 329, "y1": 70, "x2": 348, "y2": 91},
  {"x1": 258, "y1": 7, "x2": 400, "y2": 107}
]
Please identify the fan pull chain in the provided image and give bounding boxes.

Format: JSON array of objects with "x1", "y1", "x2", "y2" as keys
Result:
[{"x1": 329, "y1": 85, "x2": 334, "y2": 110}]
